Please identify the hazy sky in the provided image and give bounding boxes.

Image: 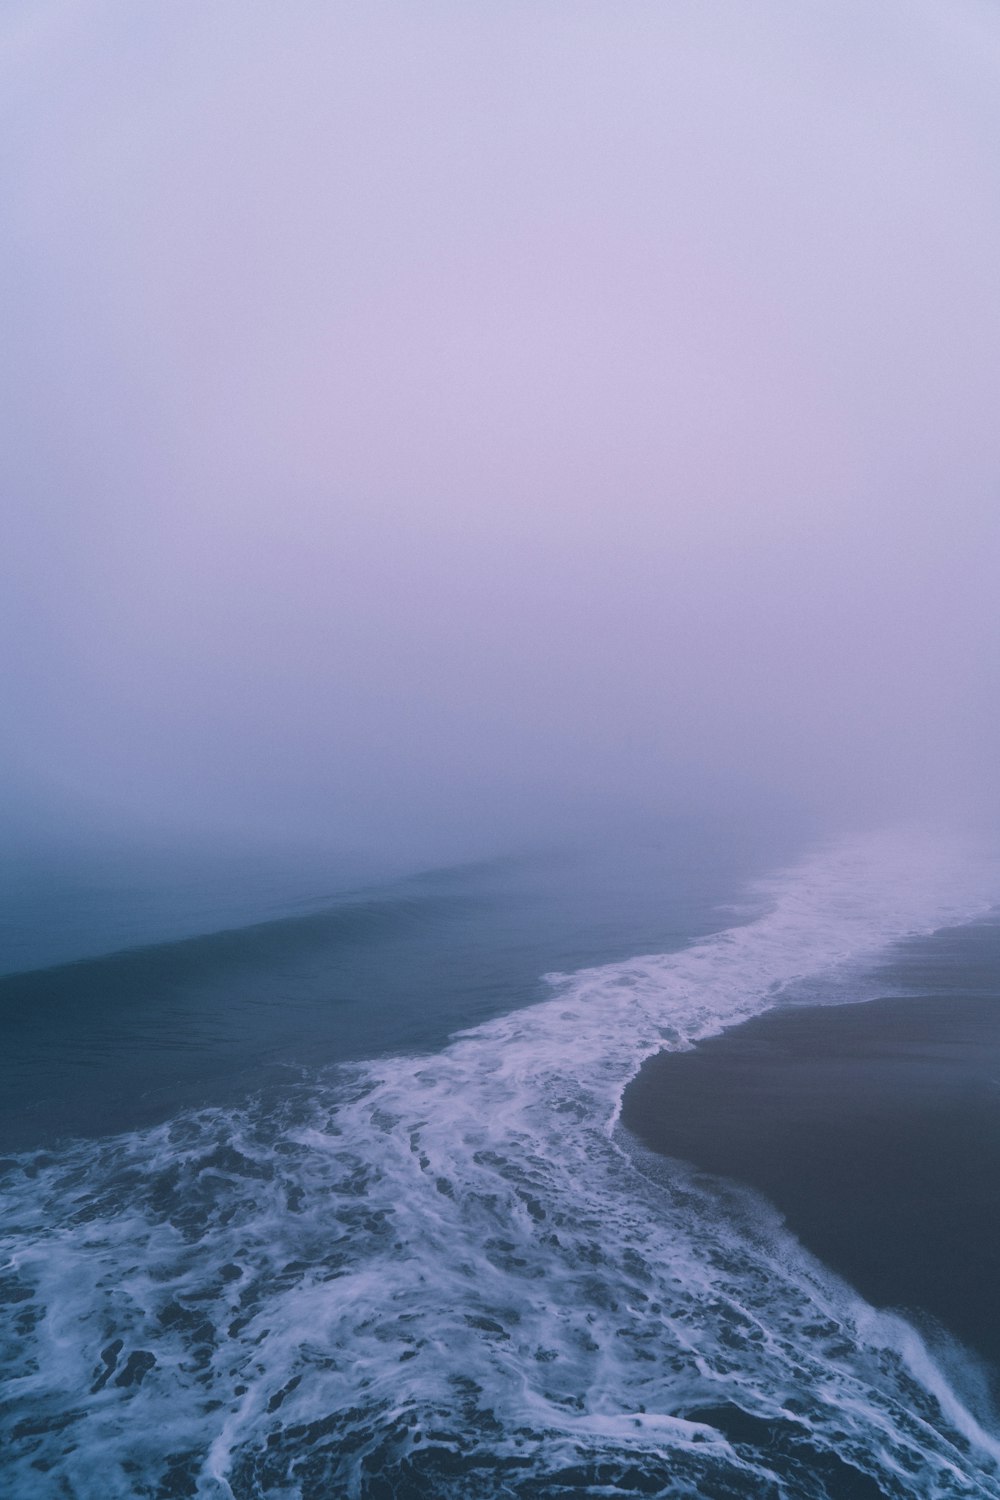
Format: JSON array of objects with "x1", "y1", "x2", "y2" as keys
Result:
[{"x1": 3, "y1": 0, "x2": 999, "y2": 857}]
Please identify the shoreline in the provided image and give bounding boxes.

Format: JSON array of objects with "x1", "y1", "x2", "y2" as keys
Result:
[{"x1": 620, "y1": 920, "x2": 1000, "y2": 1376}]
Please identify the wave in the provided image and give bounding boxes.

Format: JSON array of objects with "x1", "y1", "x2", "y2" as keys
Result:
[
  {"x1": 0, "y1": 878, "x2": 466, "y2": 988},
  {"x1": 2, "y1": 827, "x2": 998, "y2": 1497}
]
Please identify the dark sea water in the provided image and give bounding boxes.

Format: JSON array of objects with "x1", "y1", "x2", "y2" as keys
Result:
[
  {"x1": 0, "y1": 837, "x2": 391, "y2": 977},
  {"x1": 3, "y1": 821, "x2": 1000, "y2": 1498}
]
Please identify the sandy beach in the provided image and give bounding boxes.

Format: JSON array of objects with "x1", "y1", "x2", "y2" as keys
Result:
[{"x1": 621, "y1": 921, "x2": 1000, "y2": 1376}]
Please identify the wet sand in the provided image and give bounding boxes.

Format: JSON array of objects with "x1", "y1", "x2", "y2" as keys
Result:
[{"x1": 621, "y1": 921, "x2": 1000, "y2": 1372}]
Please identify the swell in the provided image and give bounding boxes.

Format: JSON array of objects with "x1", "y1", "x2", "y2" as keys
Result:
[
  {"x1": 0, "y1": 881, "x2": 465, "y2": 990},
  {"x1": 2, "y1": 828, "x2": 998, "y2": 1498}
]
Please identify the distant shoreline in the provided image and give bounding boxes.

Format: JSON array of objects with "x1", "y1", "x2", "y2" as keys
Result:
[{"x1": 620, "y1": 922, "x2": 1000, "y2": 1378}]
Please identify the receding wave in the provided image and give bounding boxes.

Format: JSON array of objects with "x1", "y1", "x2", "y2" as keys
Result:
[{"x1": 2, "y1": 829, "x2": 998, "y2": 1497}]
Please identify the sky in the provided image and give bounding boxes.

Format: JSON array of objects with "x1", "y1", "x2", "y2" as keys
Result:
[{"x1": 2, "y1": 0, "x2": 1000, "y2": 860}]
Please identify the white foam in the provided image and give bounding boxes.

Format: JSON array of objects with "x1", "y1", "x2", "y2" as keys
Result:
[{"x1": 2, "y1": 826, "x2": 999, "y2": 1497}]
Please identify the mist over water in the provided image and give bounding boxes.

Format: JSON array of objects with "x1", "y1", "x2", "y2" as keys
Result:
[{"x1": 2, "y1": 0, "x2": 1000, "y2": 862}]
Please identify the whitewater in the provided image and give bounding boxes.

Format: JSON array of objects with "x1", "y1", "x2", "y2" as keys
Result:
[{"x1": 2, "y1": 827, "x2": 999, "y2": 1498}]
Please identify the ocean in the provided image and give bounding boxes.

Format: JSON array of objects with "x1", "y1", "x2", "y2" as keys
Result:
[{"x1": 2, "y1": 820, "x2": 999, "y2": 1498}]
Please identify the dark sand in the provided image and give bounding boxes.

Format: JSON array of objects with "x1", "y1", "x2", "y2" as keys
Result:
[{"x1": 621, "y1": 921, "x2": 1000, "y2": 1372}]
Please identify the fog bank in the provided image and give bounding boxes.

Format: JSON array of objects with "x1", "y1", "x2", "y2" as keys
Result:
[{"x1": 3, "y1": 0, "x2": 999, "y2": 861}]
